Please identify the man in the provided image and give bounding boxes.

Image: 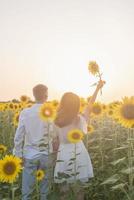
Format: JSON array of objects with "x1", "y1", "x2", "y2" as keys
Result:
[{"x1": 13, "y1": 84, "x2": 53, "y2": 200}]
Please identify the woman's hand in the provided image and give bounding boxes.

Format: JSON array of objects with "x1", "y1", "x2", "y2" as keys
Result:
[{"x1": 97, "y1": 80, "x2": 106, "y2": 90}]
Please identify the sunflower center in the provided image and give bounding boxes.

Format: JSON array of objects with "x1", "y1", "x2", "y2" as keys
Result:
[
  {"x1": 3, "y1": 161, "x2": 16, "y2": 175},
  {"x1": 88, "y1": 127, "x2": 92, "y2": 132},
  {"x1": 37, "y1": 172, "x2": 41, "y2": 177},
  {"x1": 9, "y1": 104, "x2": 14, "y2": 109},
  {"x1": 22, "y1": 98, "x2": 26, "y2": 101},
  {"x1": 121, "y1": 104, "x2": 134, "y2": 120},
  {"x1": 0, "y1": 147, "x2": 4, "y2": 152},
  {"x1": 53, "y1": 101, "x2": 58, "y2": 107},
  {"x1": 44, "y1": 109, "x2": 52, "y2": 116},
  {"x1": 109, "y1": 110, "x2": 113, "y2": 115},
  {"x1": 102, "y1": 105, "x2": 106, "y2": 110},
  {"x1": 93, "y1": 65, "x2": 98, "y2": 71},
  {"x1": 72, "y1": 133, "x2": 81, "y2": 140},
  {"x1": 92, "y1": 106, "x2": 101, "y2": 114},
  {"x1": 14, "y1": 105, "x2": 18, "y2": 109}
]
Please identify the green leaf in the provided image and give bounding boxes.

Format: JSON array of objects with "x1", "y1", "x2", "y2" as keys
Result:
[
  {"x1": 39, "y1": 143, "x2": 48, "y2": 147},
  {"x1": 111, "y1": 157, "x2": 126, "y2": 166},
  {"x1": 70, "y1": 158, "x2": 76, "y2": 161},
  {"x1": 113, "y1": 146, "x2": 128, "y2": 151},
  {"x1": 56, "y1": 160, "x2": 64, "y2": 162},
  {"x1": 111, "y1": 183, "x2": 126, "y2": 191},
  {"x1": 68, "y1": 162, "x2": 73, "y2": 166},
  {"x1": 121, "y1": 167, "x2": 134, "y2": 174},
  {"x1": 100, "y1": 174, "x2": 119, "y2": 185},
  {"x1": 66, "y1": 169, "x2": 73, "y2": 171},
  {"x1": 90, "y1": 82, "x2": 98, "y2": 87},
  {"x1": 71, "y1": 172, "x2": 80, "y2": 176},
  {"x1": 57, "y1": 172, "x2": 71, "y2": 178}
]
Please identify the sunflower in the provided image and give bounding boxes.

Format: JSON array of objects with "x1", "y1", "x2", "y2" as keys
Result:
[
  {"x1": 18, "y1": 103, "x2": 22, "y2": 109},
  {"x1": 39, "y1": 102, "x2": 56, "y2": 121},
  {"x1": 102, "y1": 104, "x2": 107, "y2": 111},
  {"x1": 67, "y1": 129, "x2": 84, "y2": 143},
  {"x1": 3, "y1": 104, "x2": 8, "y2": 111},
  {"x1": 8, "y1": 103, "x2": 14, "y2": 110},
  {"x1": 114, "y1": 97, "x2": 134, "y2": 128},
  {"x1": 14, "y1": 103, "x2": 19, "y2": 110},
  {"x1": 0, "y1": 104, "x2": 4, "y2": 111},
  {"x1": 108, "y1": 102, "x2": 119, "y2": 109},
  {"x1": 88, "y1": 61, "x2": 99, "y2": 76},
  {"x1": 0, "y1": 155, "x2": 22, "y2": 183},
  {"x1": 0, "y1": 145, "x2": 7, "y2": 154},
  {"x1": 36, "y1": 169, "x2": 45, "y2": 181},
  {"x1": 87, "y1": 125, "x2": 95, "y2": 134},
  {"x1": 51, "y1": 100, "x2": 59, "y2": 108},
  {"x1": 106, "y1": 105, "x2": 115, "y2": 118},
  {"x1": 107, "y1": 109, "x2": 114, "y2": 117},
  {"x1": 20, "y1": 95, "x2": 29, "y2": 103},
  {"x1": 91, "y1": 102, "x2": 103, "y2": 117}
]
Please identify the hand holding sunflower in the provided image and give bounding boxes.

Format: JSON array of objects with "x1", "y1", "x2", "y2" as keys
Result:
[
  {"x1": 88, "y1": 61, "x2": 105, "y2": 94},
  {"x1": 97, "y1": 80, "x2": 106, "y2": 90}
]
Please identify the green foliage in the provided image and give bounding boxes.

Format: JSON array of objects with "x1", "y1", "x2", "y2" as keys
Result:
[{"x1": 0, "y1": 111, "x2": 134, "y2": 200}]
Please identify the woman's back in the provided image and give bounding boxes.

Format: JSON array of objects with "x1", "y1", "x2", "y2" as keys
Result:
[{"x1": 55, "y1": 114, "x2": 87, "y2": 144}]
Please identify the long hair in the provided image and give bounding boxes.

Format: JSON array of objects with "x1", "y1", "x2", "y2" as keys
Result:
[{"x1": 54, "y1": 92, "x2": 80, "y2": 128}]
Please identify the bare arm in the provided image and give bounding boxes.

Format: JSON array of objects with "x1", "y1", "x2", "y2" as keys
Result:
[{"x1": 83, "y1": 80, "x2": 105, "y2": 121}]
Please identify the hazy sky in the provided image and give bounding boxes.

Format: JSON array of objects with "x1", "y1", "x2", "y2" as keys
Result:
[{"x1": 0, "y1": 0, "x2": 134, "y2": 102}]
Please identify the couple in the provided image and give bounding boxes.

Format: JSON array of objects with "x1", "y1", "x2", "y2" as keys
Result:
[{"x1": 13, "y1": 80, "x2": 105, "y2": 200}]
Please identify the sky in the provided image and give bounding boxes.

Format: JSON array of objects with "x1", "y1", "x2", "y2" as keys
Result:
[{"x1": 0, "y1": 0, "x2": 134, "y2": 103}]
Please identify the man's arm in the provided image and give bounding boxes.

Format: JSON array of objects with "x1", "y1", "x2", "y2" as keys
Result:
[{"x1": 13, "y1": 111, "x2": 26, "y2": 158}]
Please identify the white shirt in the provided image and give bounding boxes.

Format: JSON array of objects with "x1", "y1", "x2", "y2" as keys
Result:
[{"x1": 13, "y1": 104, "x2": 54, "y2": 159}]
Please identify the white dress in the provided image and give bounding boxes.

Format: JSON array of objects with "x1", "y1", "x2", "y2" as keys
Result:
[{"x1": 54, "y1": 115, "x2": 94, "y2": 183}]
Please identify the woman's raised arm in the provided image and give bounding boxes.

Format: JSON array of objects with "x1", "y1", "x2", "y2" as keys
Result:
[{"x1": 83, "y1": 80, "x2": 105, "y2": 121}]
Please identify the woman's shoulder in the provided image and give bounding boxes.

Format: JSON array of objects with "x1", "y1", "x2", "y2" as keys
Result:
[
  {"x1": 72, "y1": 114, "x2": 87, "y2": 127},
  {"x1": 78, "y1": 114, "x2": 87, "y2": 133},
  {"x1": 78, "y1": 114, "x2": 87, "y2": 122}
]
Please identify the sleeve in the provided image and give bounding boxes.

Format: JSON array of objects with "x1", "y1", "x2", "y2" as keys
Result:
[
  {"x1": 51, "y1": 124, "x2": 59, "y2": 152},
  {"x1": 13, "y1": 111, "x2": 26, "y2": 158}
]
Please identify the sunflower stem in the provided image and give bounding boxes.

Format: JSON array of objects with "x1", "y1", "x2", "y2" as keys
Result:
[
  {"x1": 47, "y1": 122, "x2": 51, "y2": 194},
  {"x1": 98, "y1": 72, "x2": 102, "y2": 95},
  {"x1": 74, "y1": 144, "x2": 77, "y2": 183},
  {"x1": 11, "y1": 183, "x2": 15, "y2": 200},
  {"x1": 128, "y1": 128, "x2": 133, "y2": 190},
  {"x1": 35, "y1": 180, "x2": 40, "y2": 200},
  {"x1": 99, "y1": 119, "x2": 104, "y2": 169},
  {"x1": 120, "y1": 186, "x2": 131, "y2": 200}
]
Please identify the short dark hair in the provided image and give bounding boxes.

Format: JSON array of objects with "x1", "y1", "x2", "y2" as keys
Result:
[{"x1": 33, "y1": 84, "x2": 48, "y2": 101}]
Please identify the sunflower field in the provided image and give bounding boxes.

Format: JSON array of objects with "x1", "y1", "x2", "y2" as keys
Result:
[{"x1": 0, "y1": 95, "x2": 134, "y2": 200}]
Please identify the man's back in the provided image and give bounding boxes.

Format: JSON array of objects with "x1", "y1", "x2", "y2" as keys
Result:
[
  {"x1": 13, "y1": 84, "x2": 51, "y2": 200},
  {"x1": 13, "y1": 103, "x2": 53, "y2": 159}
]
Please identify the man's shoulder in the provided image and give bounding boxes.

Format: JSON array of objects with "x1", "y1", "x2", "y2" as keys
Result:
[
  {"x1": 20, "y1": 107, "x2": 32, "y2": 116},
  {"x1": 20, "y1": 104, "x2": 41, "y2": 116}
]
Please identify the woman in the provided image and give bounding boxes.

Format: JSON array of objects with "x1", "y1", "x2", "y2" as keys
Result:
[{"x1": 53, "y1": 80, "x2": 105, "y2": 199}]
